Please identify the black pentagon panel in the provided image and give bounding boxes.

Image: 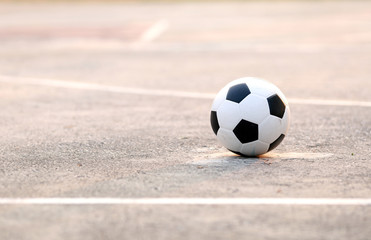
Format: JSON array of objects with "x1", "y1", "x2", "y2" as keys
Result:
[
  {"x1": 226, "y1": 83, "x2": 251, "y2": 103},
  {"x1": 267, "y1": 94, "x2": 286, "y2": 118},
  {"x1": 210, "y1": 111, "x2": 220, "y2": 135},
  {"x1": 268, "y1": 134, "x2": 285, "y2": 152},
  {"x1": 233, "y1": 120, "x2": 259, "y2": 144}
]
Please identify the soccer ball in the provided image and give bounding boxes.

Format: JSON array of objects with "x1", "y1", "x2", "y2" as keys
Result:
[{"x1": 210, "y1": 77, "x2": 290, "y2": 157}]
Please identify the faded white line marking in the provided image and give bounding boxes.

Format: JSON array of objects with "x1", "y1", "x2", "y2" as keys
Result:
[
  {"x1": 0, "y1": 75, "x2": 213, "y2": 99},
  {"x1": 139, "y1": 19, "x2": 169, "y2": 43},
  {"x1": 1, "y1": 75, "x2": 370, "y2": 107},
  {"x1": 190, "y1": 152, "x2": 334, "y2": 166},
  {"x1": 0, "y1": 198, "x2": 370, "y2": 205},
  {"x1": 289, "y1": 98, "x2": 371, "y2": 107},
  {"x1": 263, "y1": 152, "x2": 334, "y2": 159}
]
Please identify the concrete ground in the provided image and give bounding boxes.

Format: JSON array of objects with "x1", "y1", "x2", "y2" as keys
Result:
[{"x1": 0, "y1": 1, "x2": 370, "y2": 240}]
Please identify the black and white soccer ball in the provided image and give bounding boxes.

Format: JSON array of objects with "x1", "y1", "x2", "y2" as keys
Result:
[{"x1": 210, "y1": 77, "x2": 290, "y2": 157}]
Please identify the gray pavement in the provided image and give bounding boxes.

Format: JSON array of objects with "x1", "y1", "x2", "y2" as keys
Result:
[{"x1": 0, "y1": 1, "x2": 371, "y2": 240}]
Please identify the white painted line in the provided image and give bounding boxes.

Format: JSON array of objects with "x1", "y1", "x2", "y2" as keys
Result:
[
  {"x1": 0, "y1": 75, "x2": 214, "y2": 99},
  {"x1": 0, "y1": 198, "x2": 370, "y2": 205},
  {"x1": 1, "y1": 75, "x2": 370, "y2": 107},
  {"x1": 289, "y1": 98, "x2": 371, "y2": 107},
  {"x1": 139, "y1": 19, "x2": 169, "y2": 43}
]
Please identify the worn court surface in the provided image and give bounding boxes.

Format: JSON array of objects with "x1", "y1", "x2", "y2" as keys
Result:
[{"x1": 0, "y1": 1, "x2": 371, "y2": 240}]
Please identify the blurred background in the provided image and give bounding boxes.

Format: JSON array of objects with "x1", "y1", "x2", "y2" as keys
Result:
[{"x1": 1, "y1": 0, "x2": 370, "y2": 100}]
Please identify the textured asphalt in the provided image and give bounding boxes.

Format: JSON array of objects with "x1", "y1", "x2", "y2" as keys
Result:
[{"x1": 0, "y1": 1, "x2": 370, "y2": 240}]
